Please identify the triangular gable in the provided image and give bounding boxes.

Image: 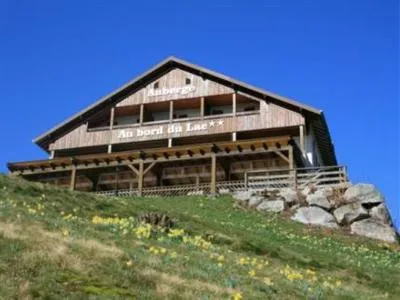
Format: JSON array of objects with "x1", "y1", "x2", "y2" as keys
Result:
[
  {"x1": 34, "y1": 56, "x2": 323, "y2": 149},
  {"x1": 116, "y1": 68, "x2": 234, "y2": 107}
]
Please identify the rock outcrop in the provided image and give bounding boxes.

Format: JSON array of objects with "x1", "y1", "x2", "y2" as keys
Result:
[
  {"x1": 291, "y1": 207, "x2": 338, "y2": 228},
  {"x1": 350, "y1": 219, "x2": 397, "y2": 243},
  {"x1": 344, "y1": 184, "x2": 384, "y2": 205},
  {"x1": 256, "y1": 200, "x2": 285, "y2": 213},
  {"x1": 232, "y1": 183, "x2": 397, "y2": 243},
  {"x1": 333, "y1": 202, "x2": 369, "y2": 225}
]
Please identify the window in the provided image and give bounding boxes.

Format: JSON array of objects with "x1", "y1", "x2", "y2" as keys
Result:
[
  {"x1": 154, "y1": 82, "x2": 159, "y2": 89},
  {"x1": 185, "y1": 78, "x2": 191, "y2": 85}
]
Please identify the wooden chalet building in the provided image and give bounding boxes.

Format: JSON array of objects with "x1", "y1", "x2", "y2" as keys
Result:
[{"x1": 8, "y1": 57, "x2": 345, "y2": 196}]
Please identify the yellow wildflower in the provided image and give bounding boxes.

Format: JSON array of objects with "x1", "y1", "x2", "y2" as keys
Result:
[
  {"x1": 263, "y1": 277, "x2": 273, "y2": 286},
  {"x1": 248, "y1": 270, "x2": 256, "y2": 277},
  {"x1": 126, "y1": 260, "x2": 133, "y2": 267},
  {"x1": 62, "y1": 228, "x2": 69, "y2": 236},
  {"x1": 231, "y1": 292, "x2": 243, "y2": 300}
]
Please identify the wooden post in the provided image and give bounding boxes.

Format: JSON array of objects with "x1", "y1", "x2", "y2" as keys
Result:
[
  {"x1": 139, "y1": 104, "x2": 144, "y2": 125},
  {"x1": 168, "y1": 138, "x2": 172, "y2": 148},
  {"x1": 110, "y1": 106, "x2": 115, "y2": 129},
  {"x1": 288, "y1": 146, "x2": 294, "y2": 169},
  {"x1": 138, "y1": 160, "x2": 144, "y2": 196},
  {"x1": 210, "y1": 152, "x2": 216, "y2": 195},
  {"x1": 70, "y1": 166, "x2": 76, "y2": 191},
  {"x1": 108, "y1": 106, "x2": 115, "y2": 154},
  {"x1": 169, "y1": 101, "x2": 174, "y2": 122},
  {"x1": 288, "y1": 146, "x2": 296, "y2": 188},
  {"x1": 299, "y1": 125, "x2": 305, "y2": 157},
  {"x1": 244, "y1": 172, "x2": 248, "y2": 190},
  {"x1": 232, "y1": 132, "x2": 237, "y2": 141},
  {"x1": 49, "y1": 151, "x2": 55, "y2": 160},
  {"x1": 200, "y1": 97, "x2": 205, "y2": 118},
  {"x1": 232, "y1": 92, "x2": 236, "y2": 116},
  {"x1": 195, "y1": 176, "x2": 200, "y2": 188}
]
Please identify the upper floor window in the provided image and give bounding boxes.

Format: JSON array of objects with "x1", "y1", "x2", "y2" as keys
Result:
[
  {"x1": 185, "y1": 78, "x2": 191, "y2": 85},
  {"x1": 153, "y1": 82, "x2": 159, "y2": 89}
]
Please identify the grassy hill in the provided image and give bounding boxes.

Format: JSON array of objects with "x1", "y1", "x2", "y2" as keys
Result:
[{"x1": 0, "y1": 174, "x2": 399, "y2": 299}]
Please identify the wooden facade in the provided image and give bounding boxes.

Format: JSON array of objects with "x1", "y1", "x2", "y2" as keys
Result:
[{"x1": 8, "y1": 57, "x2": 338, "y2": 195}]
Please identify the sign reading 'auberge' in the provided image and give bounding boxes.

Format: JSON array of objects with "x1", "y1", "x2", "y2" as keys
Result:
[
  {"x1": 117, "y1": 119, "x2": 224, "y2": 139},
  {"x1": 147, "y1": 85, "x2": 196, "y2": 97}
]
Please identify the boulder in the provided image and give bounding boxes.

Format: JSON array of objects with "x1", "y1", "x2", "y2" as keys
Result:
[
  {"x1": 350, "y1": 219, "x2": 397, "y2": 243},
  {"x1": 306, "y1": 193, "x2": 332, "y2": 211},
  {"x1": 232, "y1": 190, "x2": 255, "y2": 203},
  {"x1": 333, "y1": 202, "x2": 369, "y2": 225},
  {"x1": 291, "y1": 207, "x2": 338, "y2": 228},
  {"x1": 256, "y1": 200, "x2": 285, "y2": 213},
  {"x1": 344, "y1": 184, "x2": 384, "y2": 205},
  {"x1": 370, "y1": 203, "x2": 391, "y2": 224},
  {"x1": 248, "y1": 196, "x2": 264, "y2": 208},
  {"x1": 279, "y1": 188, "x2": 298, "y2": 205}
]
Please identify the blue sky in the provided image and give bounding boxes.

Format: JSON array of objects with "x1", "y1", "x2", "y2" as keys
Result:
[{"x1": 1, "y1": 1, "x2": 398, "y2": 228}]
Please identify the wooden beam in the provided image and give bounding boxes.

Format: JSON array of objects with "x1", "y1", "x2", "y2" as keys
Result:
[
  {"x1": 288, "y1": 145, "x2": 294, "y2": 169},
  {"x1": 169, "y1": 101, "x2": 174, "y2": 123},
  {"x1": 300, "y1": 125, "x2": 305, "y2": 157},
  {"x1": 139, "y1": 104, "x2": 144, "y2": 125},
  {"x1": 273, "y1": 149, "x2": 290, "y2": 163},
  {"x1": 210, "y1": 153, "x2": 216, "y2": 195},
  {"x1": 143, "y1": 161, "x2": 156, "y2": 175},
  {"x1": 138, "y1": 160, "x2": 144, "y2": 196},
  {"x1": 109, "y1": 106, "x2": 115, "y2": 129},
  {"x1": 69, "y1": 166, "x2": 76, "y2": 191},
  {"x1": 232, "y1": 92, "x2": 237, "y2": 116},
  {"x1": 127, "y1": 164, "x2": 140, "y2": 176},
  {"x1": 200, "y1": 97, "x2": 205, "y2": 118}
]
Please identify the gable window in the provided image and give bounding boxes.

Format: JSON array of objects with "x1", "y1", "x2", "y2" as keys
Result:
[
  {"x1": 185, "y1": 78, "x2": 191, "y2": 85},
  {"x1": 153, "y1": 82, "x2": 159, "y2": 89}
]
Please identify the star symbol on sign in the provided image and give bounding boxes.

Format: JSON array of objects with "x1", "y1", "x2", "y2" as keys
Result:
[
  {"x1": 209, "y1": 120, "x2": 216, "y2": 127},
  {"x1": 218, "y1": 120, "x2": 224, "y2": 126}
]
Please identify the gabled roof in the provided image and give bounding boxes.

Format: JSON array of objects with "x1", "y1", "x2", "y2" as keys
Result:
[{"x1": 33, "y1": 56, "x2": 337, "y2": 165}]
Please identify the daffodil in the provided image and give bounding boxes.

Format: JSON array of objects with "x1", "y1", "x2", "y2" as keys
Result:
[{"x1": 231, "y1": 292, "x2": 243, "y2": 300}]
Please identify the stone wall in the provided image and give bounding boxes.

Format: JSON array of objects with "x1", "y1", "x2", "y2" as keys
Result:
[{"x1": 232, "y1": 184, "x2": 397, "y2": 243}]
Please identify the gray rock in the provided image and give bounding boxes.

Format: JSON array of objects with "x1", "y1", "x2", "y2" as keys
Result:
[
  {"x1": 333, "y1": 202, "x2": 369, "y2": 225},
  {"x1": 350, "y1": 219, "x2": 397, "y2": 243},
  {"x1": 233, "y1": 190, "x2": 255, "y2": 203},
  {"x1": 279, "y1": 188, "x2": 298, "y2": 205},
  {"x1": 344, "y1": 184, "x2": 384, "y2": 205},
  {"x1": 248, "y1": 196, "x2": 264, "y2": 208},
  {"x1": 317, "y1": 187, "x2": 334, "y2": 198},
  {"x1": 256, "y1": 200, "x2": 285, "y2": 213},
  {"x1": 370, "y1": 203, "x2": 391, "y2": 224},
  {"x1": 291, "y1": 207, "x2": 338, "y2": 228},
  {"x1": 306, "y1": 193, "x2": 332, "y2": 210}
]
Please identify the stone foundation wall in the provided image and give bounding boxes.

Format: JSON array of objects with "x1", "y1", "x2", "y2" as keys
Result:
[{"x1": 233, "y1": 184, "x2": 397, "y2": 243}]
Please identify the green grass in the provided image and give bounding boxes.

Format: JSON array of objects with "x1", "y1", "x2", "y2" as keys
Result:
[{"x1": 0, "y1": 174, "x2": 399, "y2": 299}]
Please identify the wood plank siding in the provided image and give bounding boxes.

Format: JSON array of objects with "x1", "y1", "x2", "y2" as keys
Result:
[
  {"x1": 116, "y1": 68, "x2": 234, "y2": 106},
  {"x1": 50, "y1": 101, "x2": 304, "y2": 151}
]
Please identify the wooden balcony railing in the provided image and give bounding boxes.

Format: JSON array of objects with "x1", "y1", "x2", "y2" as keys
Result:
[{"x1": 95, "y1": 165, "x2": 349, "y2": 197}]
